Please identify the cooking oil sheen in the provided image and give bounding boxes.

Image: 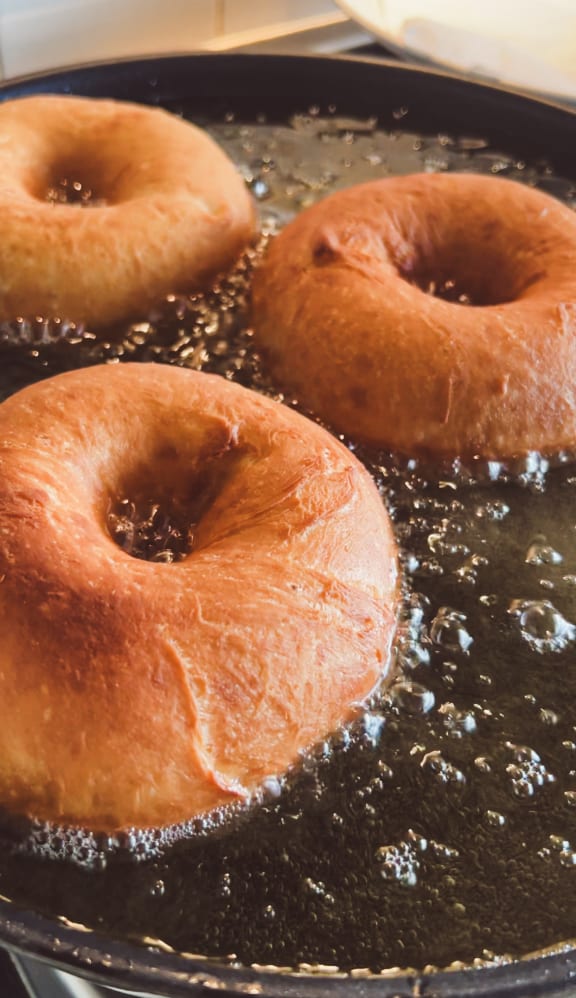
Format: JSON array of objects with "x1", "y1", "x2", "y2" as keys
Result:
[{"x1": 0, "y1": 106, "x2": 575, "y2": 975}]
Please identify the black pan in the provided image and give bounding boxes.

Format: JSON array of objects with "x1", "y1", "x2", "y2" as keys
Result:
[{"x1": 0, "y1": 53, "x2": 576, "y2": 998}]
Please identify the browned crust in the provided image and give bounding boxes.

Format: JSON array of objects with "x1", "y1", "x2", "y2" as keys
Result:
[
  {"x1": 251, "y1": 172, "x2": 576, "y2": 459},
  {"x1": 0, "y1": 364, "x2": 398, "y2": 829}
]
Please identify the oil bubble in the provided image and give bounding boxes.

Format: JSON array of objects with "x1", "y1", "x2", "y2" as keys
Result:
[
  {"x1": 392, "y1": 681, "x2": 435, "y2": 715},
  {"x1": 525, "y1": 536, "x2": 563, "y2": 566},
  {"x1": 485, "y1": 811, "x2": 507, "y2": 828},
  {"x1": 455, "y1": 553, "x2": 489, "y2": 585},
  {"x1": 539, "y1": 708, "x2": 559, "y2": 726},
  {"x1": 421, "y1": 751, "x2": 466, "y2": 787},
  {"x1": 474, "y1": 755, "x2": 492, "y2": 773},
  {"x1": 304, "y1": 879, "x2": 335, "y2": 905},
  {"x1": 376, "y1": 832, "x2": 426, "y2": 888},
  {"x1": 430, "y1": 607, "x2": 473, "y2": 654},
  {"x1": 508, "y1": 599, "x2": 576, "y2": 653},
  {"x1": 406, "y1": 592, "x2": 432, "y2": 632},
  {"x1": 474, "y1": 499, "x2": 510, "y2": 521},
  {"x1": 377, "y1": 761, "x2": 394, "y2": 780},
  {"x1": 397, "y1": 639, "x2": 431, "y2": 671},
  {"x1": 429, "y1": 840, "x2": 460, "y2": 860},
  {"x1": 438, "y1": 702, "x2": 477, "y2": 737},
  {"x1": 362, "y1": 711, "x2": 386, "y2": 745},
  {"x1": 505, "y1": 744, "x2": 556, "y2": 798}
]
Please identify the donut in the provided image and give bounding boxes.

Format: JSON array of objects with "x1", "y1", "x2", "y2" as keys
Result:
[
  {"x1": 0, "y1": 95, "x2": 256, "y2": 328},
  {"x1": 0, "y1": 363, "x2": 397, "y2": 831},
  {"x1": 251, "y1": 172, "x2": 576, "y2": 459}
]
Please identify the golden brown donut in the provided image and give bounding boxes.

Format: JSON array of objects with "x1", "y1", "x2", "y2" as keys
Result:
[
  {"x1": 0, "y1": 95, "x2": 256, "y2": 327},
  {"x1": 252, "y1": 172, "x2": 576, "y2": 459},
  {"x1": 0, "y1": 363, "x2": 397, "y2": 831}
]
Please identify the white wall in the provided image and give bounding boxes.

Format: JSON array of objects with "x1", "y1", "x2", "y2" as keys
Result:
[{"x1": 0, "y1": 0, "x2": 339, "y2": 78}]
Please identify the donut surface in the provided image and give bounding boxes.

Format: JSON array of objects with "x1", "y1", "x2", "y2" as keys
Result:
[
  {"x1": 252, "y1": 172, "x2": 576, "y2": 459},
  {"x1": 0, "y1": 95, "x2": 256, "y2": 327},
  {"x1": 0, "y1": 363, "x2": 397, "y2": 831}
]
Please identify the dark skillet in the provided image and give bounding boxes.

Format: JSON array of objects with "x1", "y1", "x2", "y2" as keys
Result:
[{"x1": 0, "y1": 54, "x2": 576, "y2": 997}]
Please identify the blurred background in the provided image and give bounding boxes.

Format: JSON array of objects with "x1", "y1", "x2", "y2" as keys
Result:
[
  {"x1": 1, "y1": 0, "x2": 575, "y2": 103},
  {"x1": 0, "y1": 0, "x2": 360, "y2": 78}
]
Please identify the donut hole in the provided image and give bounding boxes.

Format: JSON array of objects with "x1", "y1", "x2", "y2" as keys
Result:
[
  {"x1": 107, "y1": 494, "x2": 192, "y2": 563},
  {"x1": 397, "y1": 234, "x2": 533, "y2": 307},
  {"x1": 40, "y1": 156, "x2": 106, "y2": 206},
  {"x1": 404, "y1": 254, "x2": 522, "y2": 307},
  {"x1": 46, "y1": 177, "x2": 99, "y2": 207},
  {"x1": 416, "y1": 275, "x2": 476, "y2": 306},
  {"x1": 106, "y1": 445, "x2": 243, "y2": 563}
]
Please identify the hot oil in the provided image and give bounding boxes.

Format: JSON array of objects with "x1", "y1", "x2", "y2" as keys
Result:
[
  {"x1": 0, "y1": 108, "x2": 576, "y2": 975},
  {"x1": 106, "y1": 496, "x2": 192, "y2": 562},
  {"x1": 45, "y1": 178, "x2": 98, "y2": 206}
]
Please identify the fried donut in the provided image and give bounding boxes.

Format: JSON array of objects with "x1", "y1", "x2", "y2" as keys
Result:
[
  {"x1": 0, "y1": 95, "x2": 256, "y2": 327},
  {"x1": 0, "y1": 363, "x2": 397, "y2": 831},
  {"x1": 252, "y1": 172, "x2": 576, "y2": 459}
]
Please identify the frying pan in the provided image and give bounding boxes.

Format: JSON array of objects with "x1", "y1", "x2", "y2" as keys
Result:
[{"x1": 0, "y1": 53, "x2": 576, "y2": 998}]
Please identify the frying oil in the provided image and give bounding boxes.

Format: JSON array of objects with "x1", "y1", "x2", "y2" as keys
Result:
[{"x1": 0, "y1": 107, "x2": 575, "y2": 975}]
